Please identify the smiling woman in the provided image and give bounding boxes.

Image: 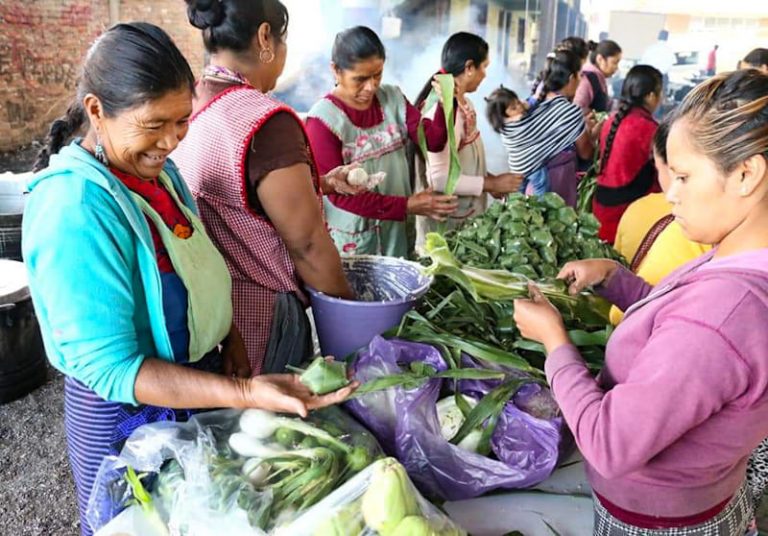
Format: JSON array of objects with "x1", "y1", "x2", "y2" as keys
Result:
[{"x1": 24, "y1": 21, "x2": 355, "y2": 536}]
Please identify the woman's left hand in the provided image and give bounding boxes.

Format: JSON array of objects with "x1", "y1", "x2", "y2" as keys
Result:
[
  {"x1": 222, "y1": 325, "x2": 251, "y2": 378},
  {"x1": 321, "y1": 164, "x2": 366, "y2": 195},
  {"x1": 513, "y1": 283, "x2": 570, "y2": 353}
]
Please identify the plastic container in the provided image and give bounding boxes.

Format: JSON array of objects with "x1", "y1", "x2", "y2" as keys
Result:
[
  {"x1": 308, "y1": 256, "x2": 432, "y2": 359},
  {"x1": 0, "y1": 172, "x2": 28, "y2": 261}
]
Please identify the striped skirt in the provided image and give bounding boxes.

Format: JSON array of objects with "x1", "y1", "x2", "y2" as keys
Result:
[
  {"x1": 64, "y1": 354, "x2": 221, "y2": 535},
  {"x1": 593, "y1": 482, "x2": 755, "y2": 536}
]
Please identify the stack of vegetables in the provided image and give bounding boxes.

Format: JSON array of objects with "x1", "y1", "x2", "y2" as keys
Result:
[
  {"x1": 444, "y1": 193, "x2": 623, "y2": 278},
  {"x1": 90, "y1": 407, "x2": 383, "y2": 535},
  {"x1": 339, "y1": 194, "x2": 623, "y2": 497}
]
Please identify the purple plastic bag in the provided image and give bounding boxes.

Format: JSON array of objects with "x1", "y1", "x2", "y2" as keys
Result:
[{"x1": 345, "y1": 336, "x2": 565, "y2": 501}]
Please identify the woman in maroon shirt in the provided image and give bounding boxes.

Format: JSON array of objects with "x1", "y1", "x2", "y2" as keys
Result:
[{"x1": 306, "y1": 26, "x2": 459, "y2": 257}]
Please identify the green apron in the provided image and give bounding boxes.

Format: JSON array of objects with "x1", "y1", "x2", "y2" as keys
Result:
[
  {"x1": 307, "y1": 84, "x2": 411, "y2": 258},
  {"x1": 130, "y1": 172, "x2": 233, "y2": 361}
]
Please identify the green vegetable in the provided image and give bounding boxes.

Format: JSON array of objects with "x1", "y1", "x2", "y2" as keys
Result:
[
  {"x1": 313, "y1": 501, "x2": 364, "y2": 535},
  {"x1": 123, "y1": 466, "x2": 170, "y2": 536},
  {"x1": 274, "y1": 427, "x2": 302, "y2": 448},
  {"x1": 288, "y1": 357, "x2": 350, "y2": 395},
  {"x1": 361, "y1": 458, "x2": 420, "y2": 535},
  {"x1": 450, "y1": 378, "x2": 532, "y2": 454},
  {"x1": 443, "y1": 193, "x2": 624, "y2": 277},
  {"x1": 423, "y1": 233, "x2": 611, "y2": 327},
  {"x1": 353, "y1": 358, "x2": 507, "y2": 397}
]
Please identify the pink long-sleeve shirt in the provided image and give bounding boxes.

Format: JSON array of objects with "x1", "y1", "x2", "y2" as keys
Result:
[{"x1": 546, "y1": 248, "x2": 768, "y2": 518}]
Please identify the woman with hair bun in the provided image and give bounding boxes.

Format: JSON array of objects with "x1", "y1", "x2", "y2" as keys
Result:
[
  {"x1": 514, "y1": 69, "x2": 768, "y2": 535},
  {"x1": 175, "y1": 0, "x2": 356, "y2": 375}
]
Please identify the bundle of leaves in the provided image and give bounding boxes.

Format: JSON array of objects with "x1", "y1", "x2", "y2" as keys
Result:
[{"x1": 444, "y1": 193, "x2": 624, "y2": 279}]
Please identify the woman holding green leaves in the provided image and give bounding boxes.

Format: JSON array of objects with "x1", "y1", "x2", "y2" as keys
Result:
[
  {"x1": 306, "y1": 26, "x2": 458, "y2": 258},
  {"x1": 413, "y1": 32, "x2": 523, "y2": 252}
]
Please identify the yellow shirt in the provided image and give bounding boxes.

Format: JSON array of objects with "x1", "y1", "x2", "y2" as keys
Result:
[
  {"x1": 610, "y1": 221, "x2": 711, "y2": 324},
  {"x1": 613, "y1": 193, "x2": 672, "y2": 263}
]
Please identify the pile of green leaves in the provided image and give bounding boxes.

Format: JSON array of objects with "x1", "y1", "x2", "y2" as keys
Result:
[
  {"x1": 444, "y1": 193, "x2": 624, "y2": 278},
  {"x1": 392, "y1": 233, "x2": 613, "y2": 374}
]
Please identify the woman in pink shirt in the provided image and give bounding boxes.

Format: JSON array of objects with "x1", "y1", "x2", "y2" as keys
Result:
[
  {"x1": 515, "y1": 70, "x2": 768, "y2": 534},
  {"x1": 574, "y1": 40, "x2": 622, "y2": 114}
]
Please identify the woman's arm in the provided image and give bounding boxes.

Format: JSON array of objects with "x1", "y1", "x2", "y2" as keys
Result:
[
  {"x1": 258, "y1": 162, "x2": 354, "y2": 300},
  {"x1": 405, "y1": 98, "x2": 448, "y2": 152},
  {"x1": 575, "y1": 128, "x2": 595, "y2": 160},
  {"x1": 573, "y1": 75, "x2": 594, "y2": 112}
]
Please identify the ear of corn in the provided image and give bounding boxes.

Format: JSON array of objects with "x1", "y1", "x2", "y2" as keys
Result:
[{"x1": 361, "y1": 459, "x2": 419, "y2": 534}]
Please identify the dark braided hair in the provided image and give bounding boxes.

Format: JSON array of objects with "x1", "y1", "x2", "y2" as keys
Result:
[
  {"x1": 34, "y1": 22, "x2": 195, "y2": 172},
  {"x1": 534, "y1": 49, "x2": 582, "y2": 106},
  {"x1": 600, "y1": 64, "x2": 662, "y2": 172}
]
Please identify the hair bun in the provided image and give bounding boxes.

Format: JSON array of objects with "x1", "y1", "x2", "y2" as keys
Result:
[
  {"x1": 588, "y1": 40, "x2": 598, "y2": 52},
  {"x1": 186, "y1": 0, "x2": 224, "y2": 30}
]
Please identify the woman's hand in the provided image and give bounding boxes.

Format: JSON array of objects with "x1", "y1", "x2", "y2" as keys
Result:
[
  {"x1": 243, "y1": 373, "x2": 358, "y2": 418},
  {"x1": 513, "y1": 283, "x2": 569, "y2": 353},
  {"x1": 321, "y1": 164, "x2": 366, "y2": 195},
  {"x1": 484, "y1": 172, "x2": 523, "y2": 197},
  {"x1": 222, "y1": 325, "x2": 251, "y2": 378},
  {"x1": 406, "y1": 189, "x2": 459, "y2": 221},
  {"x1": 557, "y1": 259, "x2": 619, "y2": 295}
]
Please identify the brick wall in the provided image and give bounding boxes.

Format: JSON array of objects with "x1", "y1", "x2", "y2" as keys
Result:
[
  {"x1": 119, "y1": 0, "x2": 205, "y2": 76},
  {"x1": 0, "y1": 0, "x2": 205, "y2": 154},
  {"x1": 0, "y1": 1, "x2": 109, "y2": 152}
]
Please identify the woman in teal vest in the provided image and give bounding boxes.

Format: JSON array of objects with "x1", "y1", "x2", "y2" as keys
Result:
[
  {"x1": 23, "y1": 23, "x2": 355, "y2": 536},
  {"x1": 306, "y1": 26, "x2": 459, "y2": 258}
]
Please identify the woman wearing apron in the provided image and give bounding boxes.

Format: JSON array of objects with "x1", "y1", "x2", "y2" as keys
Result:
[
  {"x1": 413, "y1": 31, "x2": 522, "y2": 252},
  {"x1": 175, "y1": 0, "x2": 355, "y2": 375},
  {"x1": 514, "y1": 70, "x2": 768, "y2": 535},
  {"x1": 23, "y1": 23, "x2": 355, "y2": 536},
  {"x1": 306, "y1": 25, "x2": 459, "y2": 258}
]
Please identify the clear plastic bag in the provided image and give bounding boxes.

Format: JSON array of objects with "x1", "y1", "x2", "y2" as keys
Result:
[
  {"x1": 277, "y1": 457, "x2": 467, "y2": 536},
  {"x1": 87, "y1": 406, "x2": 382, "y2": 535}
]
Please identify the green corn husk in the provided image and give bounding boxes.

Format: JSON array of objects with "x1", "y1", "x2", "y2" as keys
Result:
[
  {"x1": 423, "y1": 233, "x2": 611, "y2": 327},
  {"x1": 450, "y1": 378, "x2": 533, "y2": 449},
  {"x1": 288, "y1": 357, "x2": 350, "y2": 395},
  {"x1": 353, "y1": 360, "x2": 506, "y2": 397}
]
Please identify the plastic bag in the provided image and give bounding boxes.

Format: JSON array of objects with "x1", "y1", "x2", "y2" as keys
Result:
[
  {"x1": 86, "y1": 406, "x2": 382, "y2": 535},
  {"x1": 345, "y1": 336, "x2": 566, "y2": 501},
  {"x1": 277, "y1": 457, "x2": 467, "y2": 536}
]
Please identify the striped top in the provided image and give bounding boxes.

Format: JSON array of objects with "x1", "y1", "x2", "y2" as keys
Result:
[{"x1": 500, "y1": 95, "x2": 585, "y2": 176}]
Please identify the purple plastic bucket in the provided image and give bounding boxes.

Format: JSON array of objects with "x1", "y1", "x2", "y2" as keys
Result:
[{"x1": 308, "y1": 256, "x2": 432, "y2": 360}]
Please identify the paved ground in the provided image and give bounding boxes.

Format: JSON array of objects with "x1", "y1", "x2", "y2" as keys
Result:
[{"x1": 0, "y1": 370, "x2": 79, "y2": 535}]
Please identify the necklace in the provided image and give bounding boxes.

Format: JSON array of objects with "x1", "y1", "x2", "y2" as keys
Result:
[{"x1": 202, "y1": 65, "x2": 250, "y2": 86}]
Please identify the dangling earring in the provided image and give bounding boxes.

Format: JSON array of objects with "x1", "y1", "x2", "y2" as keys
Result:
[
  {"x1": 259, "y1": 48, "x2": 275, "y2": 64},
  {"x1": 94, "y1": 135, "x2": 109, "y2": 166}
]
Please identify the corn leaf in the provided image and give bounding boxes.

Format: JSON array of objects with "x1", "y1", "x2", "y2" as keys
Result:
[{"x1": 450, "y1": 378, "x2": 530, "y2": 446}]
